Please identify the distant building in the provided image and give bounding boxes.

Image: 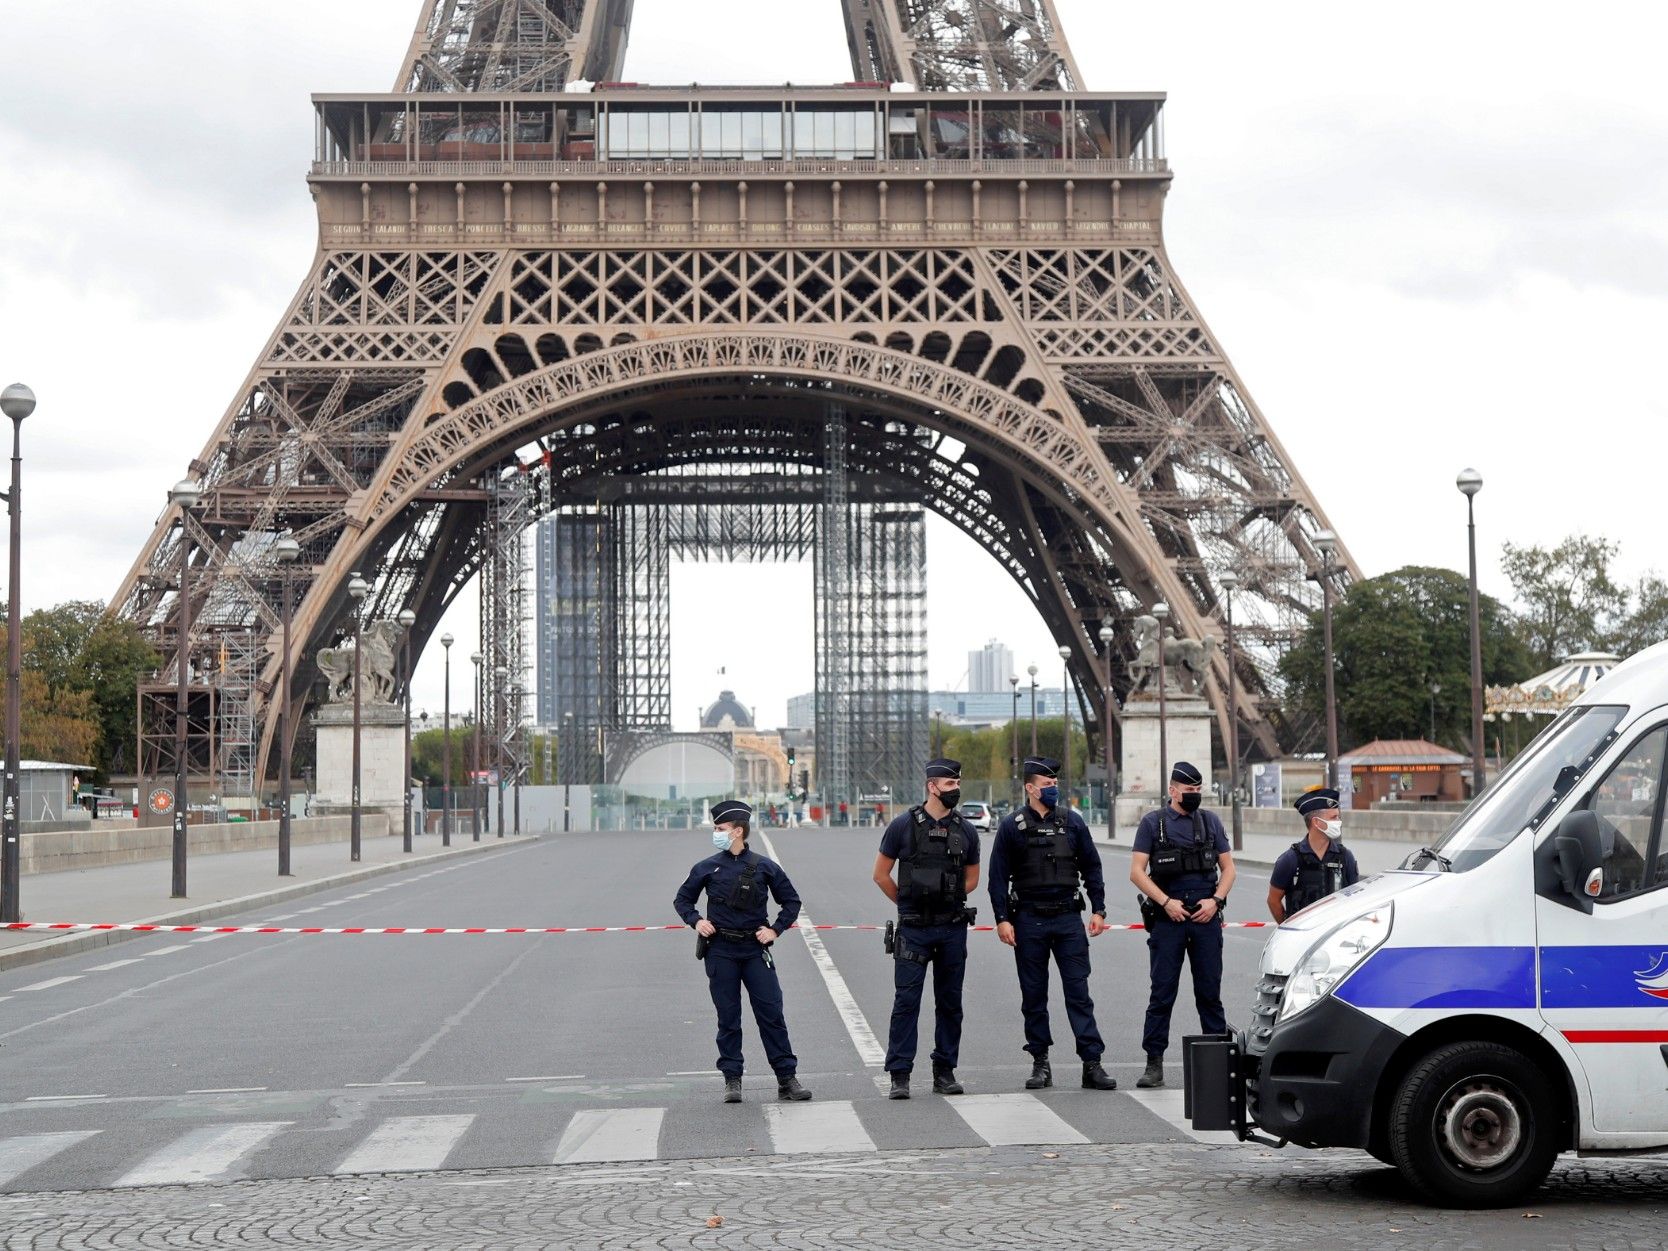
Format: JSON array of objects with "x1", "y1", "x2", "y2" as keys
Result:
[
  {"x1": 968, "y1": 640, "x2": 1014, "y2": 694},
  {"x1": 785, "y1": 691, "x2": 817, "y2": 730},
  {"x1": 700, "y1": 690, "x2": 755, "y2": 730},
  {"x1": 929, "y1": 688, "x2": 1068, "y2": 726}
]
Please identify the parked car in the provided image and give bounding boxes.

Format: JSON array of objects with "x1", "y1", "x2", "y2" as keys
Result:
[{"x1": 958, "y1": 800, "x2": 994, "y2": 832}]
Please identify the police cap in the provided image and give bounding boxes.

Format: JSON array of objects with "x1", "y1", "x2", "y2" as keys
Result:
[
  {"x1": 1294, "y1": 787, "x2": 1339, "y2": 818},
  {"x1": 925, "y1": 758, "x2": 962, "y2": 779},
  {"x1": 710, "y1": 799, "x2": 753, "y2": 824},
  {"x1": 1022, "y1": 756, "x2": 1060, "y2": 779},
  {"x1": 1170, "y1": 760, "x2": 1203, "y2": 786}
]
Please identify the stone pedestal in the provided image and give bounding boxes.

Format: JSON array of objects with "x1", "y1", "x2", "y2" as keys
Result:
[
  {"x1": 311, "y1": 702, "x2": 408, "y2": 829},
  {"x1": 1114, "y1": 695, "x2": 1214, "y2": 840}
]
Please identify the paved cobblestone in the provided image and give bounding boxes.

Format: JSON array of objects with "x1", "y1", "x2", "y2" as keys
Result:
[{"x1": 0, "y1": 1143, "x2": 1661, "y2": 1250}]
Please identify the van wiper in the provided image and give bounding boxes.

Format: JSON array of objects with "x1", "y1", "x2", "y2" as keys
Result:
[{"x1": 1411, "y1": 846, "x2": 1452, "y2": 872}]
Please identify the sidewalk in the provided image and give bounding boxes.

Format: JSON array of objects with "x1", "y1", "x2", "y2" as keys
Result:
[
  {"x1": 0, "y1": 832, "x2": 531, "y2": 973},
  {"x1": 1092, "y1": 824, "x2": 1418, "y2": 877}
]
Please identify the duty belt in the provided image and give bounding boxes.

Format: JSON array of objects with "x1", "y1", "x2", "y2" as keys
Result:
[
  {"x1": 1015, "y1": 895, "x2": 1084, "y2": 917},
  {"x1": 714, "y1": 926, "x2": 759, "y2": 942}
]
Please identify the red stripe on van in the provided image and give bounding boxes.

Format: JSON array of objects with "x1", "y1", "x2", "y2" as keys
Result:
[{"x1": 1562, "y1": 1030, "x2": 1668, "y2": 1044}]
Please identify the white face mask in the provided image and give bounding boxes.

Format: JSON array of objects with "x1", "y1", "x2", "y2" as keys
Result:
[
  {"x1": 1320, "y1": 819, "x2": 1343, "y2": 841},
  {"x1": 712, "y1": 828, "x2": 732, "y2": 851}
]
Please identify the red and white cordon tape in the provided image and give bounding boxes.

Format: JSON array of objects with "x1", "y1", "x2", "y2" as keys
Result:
[{"x1": 4, "y1": 920, "x2": 1272, "y2": 937}]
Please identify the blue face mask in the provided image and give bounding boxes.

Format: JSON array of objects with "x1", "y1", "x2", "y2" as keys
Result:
[
  {"x1": 712, "y1": 828, "x2": 733, "y2": 851},
  {"x1": 1038, "y1": 785, "x2": 1060, "y2": 808}
]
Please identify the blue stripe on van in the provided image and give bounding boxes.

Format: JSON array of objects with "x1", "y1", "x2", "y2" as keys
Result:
[
  {"x1": 1334, "y1": 946, "x2": 1537, "y2": 1010},
  {"x1": 1541, "y1": 946, "x2": 1668, "y2": 1008}
]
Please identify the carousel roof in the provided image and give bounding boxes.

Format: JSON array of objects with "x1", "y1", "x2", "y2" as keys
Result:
[{"x1": 1485, "y1": 651, "x2": 1623, "y2": 717}]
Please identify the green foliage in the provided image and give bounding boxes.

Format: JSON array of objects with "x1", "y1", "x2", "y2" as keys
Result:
[
  {"x1": 1500, "y1": 535, "x2": 1630, "y2": 668},
  {"x1": 940, "y1": 716, "x2": 1088, "y2": 782},
  {"x1": 1279, "y1": 566, "x2": 1531, "y2": 749},
  {"x1": 1612, "y1": 574, "x2": 1668, "y2": 658},
  {"x1": 0, "y1": 602, "x2": 157, "y2": 772},
  {"x1": 410, "y1": 725, "x2": 475, "y2": 787}
]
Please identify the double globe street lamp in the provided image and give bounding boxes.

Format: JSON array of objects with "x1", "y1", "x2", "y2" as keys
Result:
[
  {"x1": 346, "y1": 572, "x2": 371, "y2": 862},
  {"x1": 168, "y1": 477, "x2": 203, "y2": 899},
  {"x1": 1458, "y1": 469, "x2": 1486, "y2": 796},
  {"x1": 1, "y1": 383, "x2": 37, "y2": 925},
  {"x1": 1315, "y1": 530, "x2": 1340, "y2": 789}
]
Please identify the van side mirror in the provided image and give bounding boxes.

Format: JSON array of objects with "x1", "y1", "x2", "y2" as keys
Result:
[{"x1": 1554, "y1": 810, "x2": 1606, "y2": 914}]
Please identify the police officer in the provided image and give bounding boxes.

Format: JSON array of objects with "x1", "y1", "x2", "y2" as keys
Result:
[
  {"x1": 1129, "y1": 761, "x2": 1237, "y2": 1089},
  {"x1": 988, "y1": 756, "x2": 1118, "y2": 1091},
  {"x1": 674, "y1": 799, "x2": 813, "y2": 1104},
  {"x1": 873, "y1": 757, "x2": 981, "y2": 1099},
  {"x1": 1267, "y1": 788, "x2": 1360, "y2": 922}
]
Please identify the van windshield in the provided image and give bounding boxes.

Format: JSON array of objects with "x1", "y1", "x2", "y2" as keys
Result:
[{"x1": 1413, "y1": 704, "x2": 1626, "y2": 873}]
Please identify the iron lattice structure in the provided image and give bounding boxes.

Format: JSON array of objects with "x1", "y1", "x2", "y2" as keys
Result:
[
  {"x1": 113, "y1": 0, "x2": 1358, "y2": 808},
  {"x1": 533, "y1": 449, "x2": 928, "y2": 803},
  {"x1": 481, "y1": 470, "x2": 532, "y2": 799}
]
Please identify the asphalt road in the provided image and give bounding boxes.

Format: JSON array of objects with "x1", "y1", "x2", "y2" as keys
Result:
[{"x1": 0, "y1": 826, "x2": 1659, "y2": 1242}]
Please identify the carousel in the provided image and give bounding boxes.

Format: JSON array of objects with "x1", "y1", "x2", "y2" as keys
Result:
[{"x1": 1484, "y1": 652, "x2": 1623, "y2": 754}]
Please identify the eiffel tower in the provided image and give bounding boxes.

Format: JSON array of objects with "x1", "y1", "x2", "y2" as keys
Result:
[{"x1": 112, "y1": 0, "x2": 1356, "y2": 814}]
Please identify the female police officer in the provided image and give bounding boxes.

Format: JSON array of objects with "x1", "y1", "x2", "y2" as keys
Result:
[{"x1": 674, "y1": 799, "x2": 814, "y2": 1104}]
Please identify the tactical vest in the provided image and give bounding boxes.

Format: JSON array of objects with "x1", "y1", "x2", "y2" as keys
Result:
[
  {"x1": 715, "y1": 853, "x2": 762, "y2": 912},
  {"x1": 1010, "y1": 807, "x2": 1081, "y2": 896},
  {"x1": 899, "y1": 807, "x2": 968, "y2": 919},
  {"x1": 1284, "y1": 841, "x2": 1346, "y2": 913},
  {"x1": 1147, "y1": 809, "x2": 1220, "y2": 883}
]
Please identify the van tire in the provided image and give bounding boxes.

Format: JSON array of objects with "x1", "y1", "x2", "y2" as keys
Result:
[{"x1": 1387, "y1": 1040, "x2": 1559, "y2": 1207}]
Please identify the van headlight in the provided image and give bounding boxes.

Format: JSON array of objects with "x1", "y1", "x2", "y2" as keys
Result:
[{"x1": 1279, "y1": 904, "x2": 1394, "y2": 1022}]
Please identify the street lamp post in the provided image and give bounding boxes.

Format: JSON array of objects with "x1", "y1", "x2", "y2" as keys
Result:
[
  {"x1": 168, "y1": 478, "x2": 203, "y2": 899},
  {"x1": 470, "y1": 652, "x2": 482, "y2": 840},
  {"x1": 512, "y1": 680, "x2": 525, "y2": 835},
  {"x1": 1057, "y1": 645, "x2": 1072, "y2": 807},
  {"x1": 1429, "y1": 680, "x2": 1441, "y2": 744},
  {"x1": 1315, "y1": 530, "x2": 1340, "y2": 790},
  {"x1": 274, "y1": 533, "x2": 301, "y2": 876},
  {"x1": 562, "y1": 710, "x2": 574, "y2": 833},
  {"x1": 0, "y1": 383, "x2": 37, "y2": 924},
  {"x1": 1009, "y1": 675, "x2": 1020, "y2": 802},
  {"x1": 1220, "y1": 571, "x2": 1243, "y2": 852},
  {"x1": 493, "y1": 663, "x2": 508, "y2": 839},
  {"x1": 1098, "y1": 621, "x2": 1117, "y2": 824},
  {"x1": 398, "y1": 608, "x2": 417, "y2": 853},
  {"x1": 1027, "y1": 663, "x2": 1038, "y2": 755},
  {"x1": 346, "y1": 572, "x2": 370, "y2": 862},
  {"x1": 1458, "y1": 469, "x2": 1486, "y2": 797},
  {"x1": 440, "y1": 633, "x2": 454, "y2": 846},
  {"x1": 1154, "y1": 601, "x2": 1170, "y2": 793}
]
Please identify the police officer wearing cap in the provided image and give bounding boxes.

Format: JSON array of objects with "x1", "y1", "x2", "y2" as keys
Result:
[
  {"x1": 873, "y1": 757, "x2": 981, "y2": 1099},
  {"x1": 1267, "y1": 788, "x2": 1360, "y2": 922},
  {"x1": 988, "y1": 756, "x2": 1118, "y2": 1092},
  {"x1": 674, "y1": 799, "x2": 813, "y2": 1104},
  {"x1": 1129, "y1": 760, "x2": 1237, "y2": 1089}
]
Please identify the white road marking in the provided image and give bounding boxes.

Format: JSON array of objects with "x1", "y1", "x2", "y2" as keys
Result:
[
  {"x1": 1124, "y1": 1088, "x2": 1241, "y2": 1145},
  {"x1": 117, "y1": 1122, "x2": 289, "y2": 1187},
  {"x1": 16, "y1": 977, "x2": 82, "y2": 992},
  {"x1": 146, "y1": 945, "x2": 191, "y2": 956},
  {"x1": 187, "y1": 1087, "x2": 269, "y2": 1095},
  {"x1": 0, "y1": 996, "x2": 9, "y2": 1004},
  {"x1": 87, "y1": 960, "x2": 144, "y2": 972},
  {"x1": 664, "y1": 1070, "x2": 715, "y2": 1077},
  {"x1": 344, "y1": 1081, "x2": 426, "y2": 1088},
  {"x1": 336, "y1": 1115, "x2": 475, "y2": 1175},
  {"x1": 553, "y1": 1108, "x2": 665, "y2": 1164},
  {"x1": 0, "y1": 1132, "x2": 100, "y2": 1188},
  {"x1": 506, "y1": 1075, "x2": 585, "y2": 1082},
  {"x1": 764, "y1": 1100, "x2": 876, "y2": 1154},
  {"x1": 948, "y1": 1093, "x2": 1090, "y2": 1146},
  {"x1": 24, "y1": 1094, "x2": 107, "y2": 1102},
  {"x1": 756, "y1": 830, "x2": 885, "y2": 1068}
]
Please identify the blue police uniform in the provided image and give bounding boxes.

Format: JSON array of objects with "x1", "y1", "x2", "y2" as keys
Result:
[
  {"x1": 988, "y1": 785, "x2": 1108, "y2": 1068},
  {"x1": 1133, "y1": 801, "x2": 1231, "y2": 1060},
  {"x1": 1270, "y1": 840, "x2": 1360, "y2": 915},
  {"x1": 674, "y1": 836, "x2": 802, "y2": 1082},
  {"x1": 879, "y1": 804, "x2": 980, "y2": 1077}
]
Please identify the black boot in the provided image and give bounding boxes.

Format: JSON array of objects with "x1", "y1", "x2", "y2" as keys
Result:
[
  {"x1": 1082, "y1": 1060, "x2": 1117, "y2": 1091},
  {"x1": 932, "y1": 1063, "x2": 964, "y2": 1095},
  {"x1": 888, "y1": 1071, "x2": 911, "y2": 1100},
  {"x1": 1136, "y1": 1056, "x2": 1164, "y2": 1089},
  {"x1": 777, "y1": 1075, "x2": 813, "y2": 1101},
  {"x1": 723, "y1": 1077, "x2": 743, "y2": 1104},
  {"x1": 1025, "y1": 1052, "x2": 1052, "y2": 1090}
]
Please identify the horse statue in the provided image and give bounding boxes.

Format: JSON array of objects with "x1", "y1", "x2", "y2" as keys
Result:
[
  {"x1": 1127, "y1": 615, "x2": 1218, "y2": 696},
  {"x1": 316, "y1": 619, "x2": 403, "y2": 705}
]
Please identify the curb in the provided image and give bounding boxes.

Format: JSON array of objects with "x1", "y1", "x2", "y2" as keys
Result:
[{"x1": 0, "y1": 837, "x2": 536, "y2": 975}]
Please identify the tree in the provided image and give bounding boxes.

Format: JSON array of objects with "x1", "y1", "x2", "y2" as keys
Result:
[
  {"x1": 1611, "y1": 574, "x2": 1668, "y2": 659},
  {"x1": 941, "y1": 716, "x2": 1088, "y2": 787},
  {"x1": 1500, "y1": 535, "x2": 1630, "y2": 669},
  {"x1": 411, "y1": 725, "x2": 475, "y2": 788},
  {"x1": 18, "y1": 668, "x2": 100, "y2": 764},
  {"x1": 1279, "y1": 566, "x2": 1531, "y2": 750}
]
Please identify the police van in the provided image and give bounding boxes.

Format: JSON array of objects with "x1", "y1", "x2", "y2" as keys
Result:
[{"x1": 1187, "y1": 640, "x2": 1668, "y2": 1206}]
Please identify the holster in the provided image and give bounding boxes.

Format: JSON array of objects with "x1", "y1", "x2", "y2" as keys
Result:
[
  {"x1": 883, "y1": 920, "x2": 896, "y2": 955},
  {"x1": 695, "y1": 932, "x2": 712, "y2": 960}
]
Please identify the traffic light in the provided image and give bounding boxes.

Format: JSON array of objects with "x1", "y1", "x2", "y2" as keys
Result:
[{"x1": 786, "y1": 746, "x2": 796, "y2": 768}]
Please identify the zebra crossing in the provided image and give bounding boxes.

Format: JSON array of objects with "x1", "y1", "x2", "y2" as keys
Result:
[{"x1": 0, "y1": 1090, "x2": 1185, "y2": 1193}]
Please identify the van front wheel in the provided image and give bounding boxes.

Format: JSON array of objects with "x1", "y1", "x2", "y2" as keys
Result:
[{"x1": 1387, "y1": 1040, "x2": 1559, "y2": 1207}]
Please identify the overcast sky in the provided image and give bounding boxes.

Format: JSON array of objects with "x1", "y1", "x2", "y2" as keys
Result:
[{"x1": 2, "y1": 0, "x2": 1663, "y2": 730}]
